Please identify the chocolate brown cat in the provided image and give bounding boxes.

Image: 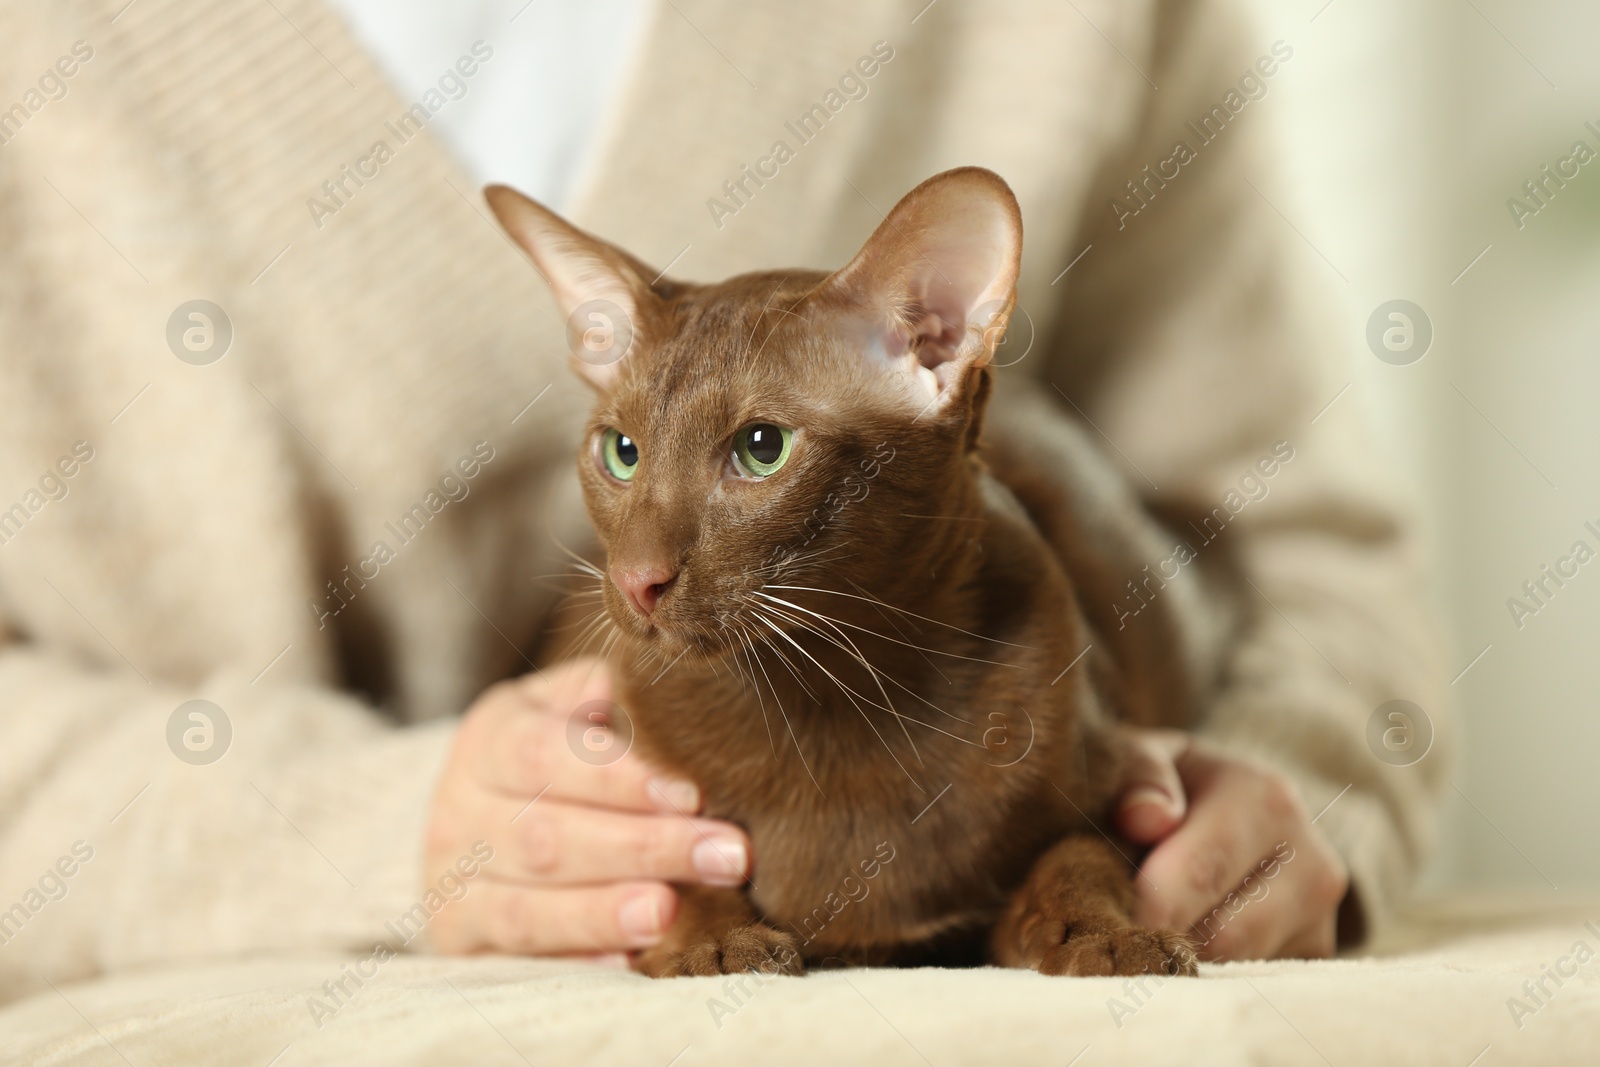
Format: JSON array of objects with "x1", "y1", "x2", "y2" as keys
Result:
[{"x1": 488, "y1": 168, "x2": 1230, "y2": 978}]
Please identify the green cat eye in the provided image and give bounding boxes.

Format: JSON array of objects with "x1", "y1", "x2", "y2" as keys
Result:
[
  {"x1": 600, "y1": 428, "x2": 639, "y2": 481},
  {"x1": 732, "y1": 423, "x2": 793, "y2": 478}
]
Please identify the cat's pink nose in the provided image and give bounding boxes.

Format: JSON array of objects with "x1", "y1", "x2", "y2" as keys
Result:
[{"x1": 612, "y1": 565, "x2": 678, "y2": 619}]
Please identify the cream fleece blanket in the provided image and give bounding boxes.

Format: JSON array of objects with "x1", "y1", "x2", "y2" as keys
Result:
[{"x1": 3, "y1": 893, "x2": 1595, "y2": 1066}]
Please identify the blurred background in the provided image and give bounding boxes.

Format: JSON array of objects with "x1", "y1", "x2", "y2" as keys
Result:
[{"x1": 1239, "y1": 0, "x2": 1600, "y2": 890}]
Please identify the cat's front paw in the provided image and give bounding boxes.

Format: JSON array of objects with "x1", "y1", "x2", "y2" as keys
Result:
[
  {"x1": 1019, "y1": 914, "x2": 1197, "y2": 978},
  {"x1": 644, "y1": 923, "x2": 807, "y2": 978}
]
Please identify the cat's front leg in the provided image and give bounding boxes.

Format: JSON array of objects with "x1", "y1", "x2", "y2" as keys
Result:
[
  {"x1": 634, "y1": 885, "x2": 806, "y2": 978},
  {"x1": 991, "y1": 835, "x2": 1198, "y2": 977}
]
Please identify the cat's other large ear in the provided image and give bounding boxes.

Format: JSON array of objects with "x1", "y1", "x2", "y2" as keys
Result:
[
  {"x1": 821, "y1": 167, "x2": 1022, "y2": 418},
  {"x1": 485, "y1": 184, "x2": 660, "y2": 390}
]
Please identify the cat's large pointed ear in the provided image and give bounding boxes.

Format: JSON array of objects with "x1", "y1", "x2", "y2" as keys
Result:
[
  {"x1": 821, "y1": 167, "x2": 1022, "y2": 417},
  {"x1": 486, "y1": 184, "x2": 660, "y2": 390}
]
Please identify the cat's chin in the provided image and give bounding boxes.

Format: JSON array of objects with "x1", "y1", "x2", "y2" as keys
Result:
[{"x1": 620, "y1": 618, "x2": 729, "y2": 666}]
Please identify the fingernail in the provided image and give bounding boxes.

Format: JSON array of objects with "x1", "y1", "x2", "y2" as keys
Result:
[
  {"x1": 692, "y1": 835, "x2": 748, "y2": 886},
  {"x1": 1123, "y1": 786, "x2": 1175, "y2": 814},
  {"x1": 619, "y1": 892, "x2": 666, "y2": 944},
  {"x1": 649, "y1": 777, "x2": 700, "y2": 813}
]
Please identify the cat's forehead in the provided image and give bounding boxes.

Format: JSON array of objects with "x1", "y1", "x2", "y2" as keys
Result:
[
  {"x1": 609, "y1": 270, "x2": 836, "y2": 425},
  {"x1": 662, "y1": 269, "x2": 829, "y2": 369}
]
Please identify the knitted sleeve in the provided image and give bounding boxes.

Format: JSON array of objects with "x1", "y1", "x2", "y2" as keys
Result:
[{"x1": 1043, "y1": 0, "x2": 1452, "y2": 939}]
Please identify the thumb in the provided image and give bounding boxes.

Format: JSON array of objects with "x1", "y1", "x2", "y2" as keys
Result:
[{"x1": 1113, "y1": 729, "x2": 1189, "y2": 843}]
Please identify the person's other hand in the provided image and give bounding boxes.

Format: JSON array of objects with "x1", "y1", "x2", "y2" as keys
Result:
[
  {"x1": 425, "y1": 657, "x2": 749, "y2": 959},
  {"x1": 1113, "y1": 727, "x2": 1350, "y2": 961}
]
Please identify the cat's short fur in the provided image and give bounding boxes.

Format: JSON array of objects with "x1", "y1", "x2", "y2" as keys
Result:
[{"x1": 489, "y1": 168, "x2": 1233, "y2": 978}]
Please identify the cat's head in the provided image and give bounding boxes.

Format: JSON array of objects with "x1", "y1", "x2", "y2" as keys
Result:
[{"x1": 488, "y1": 167, "x2": 1022, "y2": 659}]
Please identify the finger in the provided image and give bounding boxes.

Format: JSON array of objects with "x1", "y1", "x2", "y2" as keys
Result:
[
  {"x1": 1198, "y1": 837, "x2": 1346, "y2": 961},
  {"x1": 489, "y1": 796, "x2": 750, "y2": 886},
  {"x1": 451, "y1": 880, "x2": 679, "y2": 955},
  {"x1": 478, "y1": 701, "x2": 702, "y2": 815},
  {"x1": 1114, "y1": 729, "x2": 1190, "y2": 843},
  {"x1": 1133, "y1": 750, "x2": 1302, "y2": 933},
  {"x1": 1275, "y1": 909, "x2": 1339, "y2": 960},
  {"x1": 1185, "y1": 852, "x2": 1302, "y2": 961}
]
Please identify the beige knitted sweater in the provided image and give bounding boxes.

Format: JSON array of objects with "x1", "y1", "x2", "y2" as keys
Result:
[{"x1": 0, "y1": 0, "x2": 1447, "y2": 1001}]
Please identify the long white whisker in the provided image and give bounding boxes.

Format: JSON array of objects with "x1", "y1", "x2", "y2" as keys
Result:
[
  {"x1": 571, "y1": 609, "x2": 615, "y2": 660},
  {"x1": 764, "y1": 588, "x2": 1023, "y2": 669},
  {"x1": 547, "y1": 533, "x2": 606, "y2": 580},
  {"x1": 647, "y1": 645, "x2": 691, "y2": 687},
  {"x1": 750, "y1": 630, "x2": 825, "y2": 795},
  {"x1": 754, "y1": 594, "x2": 888, "y2": 685},
  {"x1": 732, "y1": 626, "x2": 779, "y2": 759},
  {"x1": 758, "y1": 626, "x2": 821, "y2": 703},
  {"x1": 752, "y1": 591, "x2": 974, "y2": 729},
  {"x1": 770, "y1": 581, "x2": 1033, "y2": 651},
  {"x1": 718, "y1": 629, "x2": 748, "y2": 693},
  {"x1": 555, "y1": 604, "x2": 607, "y2": 634},
  {"x1": 751, "y1": 596, "x2": 923, "y2": 764},
  {"x1": 852, "y1": 586, "x2": 955, "y2": 687},
  {"x1": 752, "y1": 604, "x2": 895, "y2": 715},
  {"x1": 755, "y1": 544, "x2": 855, "y2": 582},
  {"x1": 751, "y1": 609, "x2": 924, "y2": 793}
]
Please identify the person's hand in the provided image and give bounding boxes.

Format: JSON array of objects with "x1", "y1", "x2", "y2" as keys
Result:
[
  {"x1": 425, "y1": 657, "x2": 750, "y2": 959},
  {"x1": 1113, "y1": 727, "x2": 1350, "y2": 962}
]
